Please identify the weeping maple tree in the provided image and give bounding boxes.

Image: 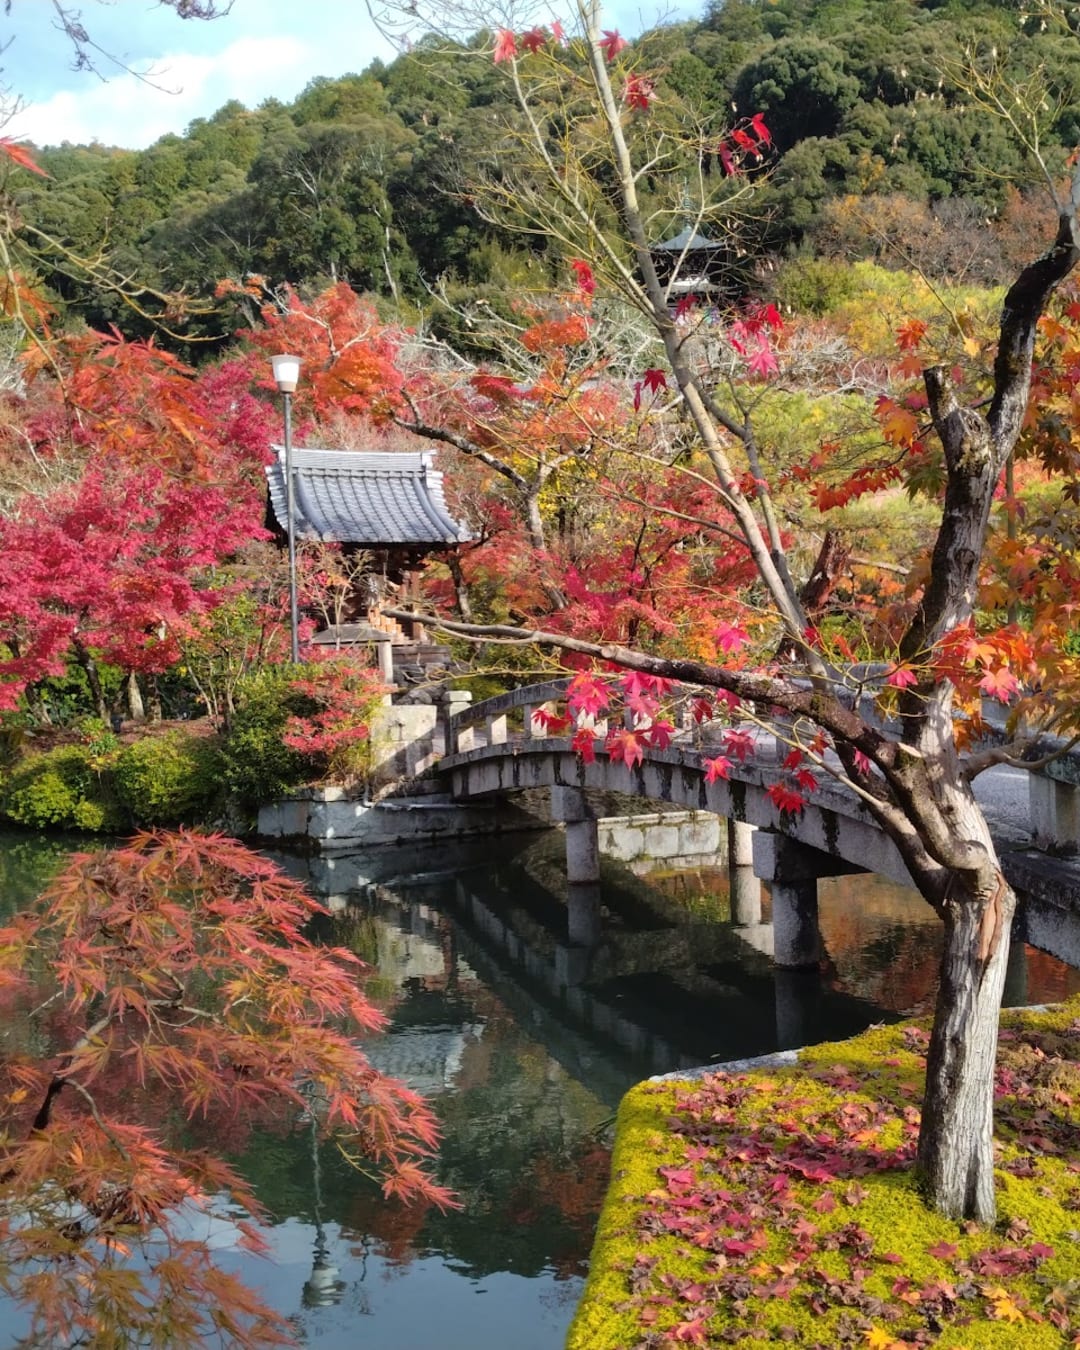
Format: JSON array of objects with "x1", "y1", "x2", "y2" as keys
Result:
[
  {"x1": 0, "y1": 830, "x2": 453, "y2": 1347},
  {"x1": 366, "y1": 0, "x2": 1080, "y2": 1222}
]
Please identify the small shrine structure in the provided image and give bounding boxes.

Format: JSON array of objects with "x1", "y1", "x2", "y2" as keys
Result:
[
  {"x1": 649, "y1": 221, "x2": 737, "y2": 310},
  {"x1": 265, "y1": 448, "x2": 470, "y2": 685}
]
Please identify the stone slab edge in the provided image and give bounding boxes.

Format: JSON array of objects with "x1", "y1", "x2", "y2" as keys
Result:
[
  {"x1": 649, "y1": 1049, "x2": 800, "y2": 1082},
  {"x1": 648, "y1": 1004, "x2": 1054, "y2": 1084}
]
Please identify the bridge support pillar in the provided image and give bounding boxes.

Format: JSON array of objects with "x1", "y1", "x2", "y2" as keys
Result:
[
  {"x1": 753, "y1": 832, "x2": 867, "y2": 969},
  {"x1": 728, "y1": 818, "x2": 755, "y2": 867},
  {"x1": 551, "y1": 786, "x2": 601, "y2": 886},
  {"x1": 727, "y1": 820, "x2": 761, "y2": 924},
  {"x1": 566, "y1": 882, "x2": 603, "y2": 948},
  {"x1": 731, "y1": 865, "x2": 762, "y2": 926},
  {"x1": 753, "y1": 833, "x2": 823, "y2": 969}
]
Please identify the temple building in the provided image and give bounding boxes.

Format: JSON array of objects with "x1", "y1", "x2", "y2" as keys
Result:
[
  {"x1": 649, "y1": 221, "x2": 740, "y2": 311},
  {"x1": 265, "y1": 447, "x2": 470, "y2": 685}
]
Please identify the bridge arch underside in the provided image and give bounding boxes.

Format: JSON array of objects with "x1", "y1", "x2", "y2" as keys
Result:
[{"x1": 440, "y1": 741, "x2": 913, "y2": 889}]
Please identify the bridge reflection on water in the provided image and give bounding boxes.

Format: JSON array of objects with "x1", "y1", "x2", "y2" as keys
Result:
[{"x1": 298, "y1": 835, "x2": 1080, "y2": 1082}]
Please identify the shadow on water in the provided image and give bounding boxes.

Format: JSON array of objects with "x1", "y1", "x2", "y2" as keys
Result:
[{"x1": 4, "y1": 828, "x2": 1080, "y2": 1349}]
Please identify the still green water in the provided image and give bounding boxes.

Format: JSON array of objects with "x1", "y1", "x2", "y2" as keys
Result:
[{"x1": 2, "y1": 829, "x2": 1078, "y2": 1348}]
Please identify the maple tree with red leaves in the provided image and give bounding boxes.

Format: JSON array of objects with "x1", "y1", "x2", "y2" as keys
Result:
[
  {"x1": 0, "y1": 830, "x2": 452, "y2": 1348},
  {"x1": 366, "y1": 0, "x2": 1080, "y2": 1225},
  {"x1": 0, "y1": 464, "x2": 264, "y2": 716}
]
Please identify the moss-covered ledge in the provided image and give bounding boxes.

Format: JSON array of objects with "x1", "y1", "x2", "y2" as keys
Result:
[{"x1": 568, "y1": 998, "x2": 1080, "y2": 1349}]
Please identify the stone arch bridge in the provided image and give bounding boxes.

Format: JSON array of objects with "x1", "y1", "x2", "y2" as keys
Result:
[{"x1": 431, "y1": 680, "x2": 1080, "y2": 971}]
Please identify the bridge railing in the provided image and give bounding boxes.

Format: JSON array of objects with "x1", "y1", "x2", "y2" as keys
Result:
[
  {"x1": 447, "y1": 679, "x2": 584, "y2": 754},
  {"x1": 443, "y1": 679, "x2": 1080, "y2": 856},
  {"x1": 444, "y1": 678, "x2": 743, "y2": 757}
]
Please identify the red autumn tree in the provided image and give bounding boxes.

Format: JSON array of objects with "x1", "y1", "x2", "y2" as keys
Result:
[
  {"x1": 0, "y1": 830, "x2": 452, "y2": 1348},
  {"x1": 0, "y1": 464, "x2": 264, "y2": 715}
]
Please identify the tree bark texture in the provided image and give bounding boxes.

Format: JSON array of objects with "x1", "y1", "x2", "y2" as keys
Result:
[{"x1": 918, "y1": 871, "x2": 1017, "y2": 1222}]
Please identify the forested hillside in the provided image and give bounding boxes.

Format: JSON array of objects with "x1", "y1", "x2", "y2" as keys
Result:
[{"x1": 15, "y1": 0, "x2": 1080, "y2": 341}]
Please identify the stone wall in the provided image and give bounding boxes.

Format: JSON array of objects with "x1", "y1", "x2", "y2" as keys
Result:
[{"x1": 597, "y1": 811, "x2": 725, "y2": 873}]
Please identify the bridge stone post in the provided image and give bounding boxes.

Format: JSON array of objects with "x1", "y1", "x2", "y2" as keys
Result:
[
  {"x1": 755, "y1": 834, "x2": 821, "y2": 969},
  {"x1": 1029, "y1": 772, "x2": 1080, "y2": 855},
  {"x1": 566, "y1": 882, "x2": 603, "y2": 949},
  {"x1": 727, "y1": 820, "x2": 761, "y2": 924},
  {"x1": 550, "y1": 785, "x2": 601, "y2": 883}
]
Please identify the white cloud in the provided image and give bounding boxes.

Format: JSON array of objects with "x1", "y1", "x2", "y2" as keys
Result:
[{"x1": 9, "y1": 34, "x2": 320, "y2": 149}]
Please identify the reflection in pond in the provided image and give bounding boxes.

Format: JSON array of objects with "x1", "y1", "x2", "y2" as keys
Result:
[{"x1": 2, "y1": 829, "x2": 1079, "y2": 1348}]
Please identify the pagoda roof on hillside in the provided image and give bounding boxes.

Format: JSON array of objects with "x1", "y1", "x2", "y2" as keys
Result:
[
  {"x1": 651, "y1": 223, "x2": 724, "y2": 253},
  {"x1": 266, "y1": 448, "x2": 470, "y2": 547}
]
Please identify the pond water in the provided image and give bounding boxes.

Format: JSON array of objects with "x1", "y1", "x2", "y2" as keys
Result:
[{"x1": 2, "y1": 828, "x2": 1079, "y2": 1348}]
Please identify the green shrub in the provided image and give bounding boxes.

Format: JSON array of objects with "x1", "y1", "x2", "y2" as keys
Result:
[
  {"x1": 113, "y1": 731, "x2": 222, "y2": 827},
  {"x1": 771, "y1": 256, "x2": 861, "y2": 316},
  {"x1": 0, "y1": 746, "x2": 124, "y2": 833},
  {"x1": 219, "y1": 668, "x2": 311, "y2": 809}
]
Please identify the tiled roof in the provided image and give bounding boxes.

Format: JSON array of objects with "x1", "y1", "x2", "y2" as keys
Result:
[
  {"x1": 652, "y1": 223, "x2": 723, "y2": 252},
  {"x1": 265, "y1": 448, "x2": 470, "y2": 546}
]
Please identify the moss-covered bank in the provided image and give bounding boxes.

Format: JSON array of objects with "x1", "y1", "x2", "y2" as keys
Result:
[{"x1": 569, "y1": 1000, "x2": 1080, "y2": 1349}]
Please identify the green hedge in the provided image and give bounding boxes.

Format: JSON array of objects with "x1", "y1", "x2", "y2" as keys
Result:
[
  {"x1": 0, "y1": 731, "x2": 223, "y2": 834},
  {"x1": 217, "y1": 668, "x2": 311, "y2": 810},
  {"x1": 0, "y1": 746, "x2": 124, "y2": 833},
  {"x1": 113, "y1": 731, "x2": 222, "y2": 827}
]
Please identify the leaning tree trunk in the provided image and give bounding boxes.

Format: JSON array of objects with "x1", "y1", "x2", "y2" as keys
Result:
[
  {"x1": 918, "y1": 867, "x2": 1017, "y2": 1222},
  {"x1": 73, "y1": 641, "x2": 108, "y2": 722}
]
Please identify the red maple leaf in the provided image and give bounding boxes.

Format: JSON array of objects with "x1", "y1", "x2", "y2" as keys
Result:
[
  {"x1": 571, "y1": 727, "x2": 597, "y2": 764},
  {"x1": 885, "y1": 666, "x2": 919, "y2": 688},
  {"x1": 567, "y1": 672, "x2": 610, "y2": 716},
  {"x1": 749, "y1": 111, "x2": 772, "y2": 147},
  {"x1": 642, "y1": 366, "x2": 667, "y2": 393},
  {"x1": 551, "y1": 19, "x2": 565, "y2": 43},
  {"x1": 731, "y1": 126, "x2": 758, "y2": 156},
  {"x1": 767, "y1": 781, "x2": 805, "y2": 815},
  {"x1": 493, "y1": 28, "x2": 517, "y2": 62},
  {"x1": 606, "y1": 727, "x2": 644, "y2": 768},
  {"x1": 671, "y1": 1318, "x2": 709, "y2": 1345},
  {"x1": 625, "y1": 74, "x2": 654, "y2": 110},
  {"x1": 645, "y1": 719, "x2": 674, "y2": 750},
  {"x1": 718, "y1": 142, "x2": 738, "y2": 176},
  {"x1": 0, "y1": 137, "x2": 49, "y2": 177},
  {"x1": 570, "y1": 258, "x2": 596, "y2": 296},
  {"x1": 520, "y1": 26, "x2": 547, "y2": 53},
  {"x1": 747, "y1": 339, "x2": 779, "y2": 379},
  {"x1": 714, "y1": 621, "x2": 748, "y2": 652},
  {"x1": 599, "y1": 29, "x2": 628, "y2": 60},
  {"x1": 978, "y1": 666, "x2": 1019, "y2": 703},
  {"x1": 723, "y1": 728, "x2": 756, "y2": 761},
  {"x1": 531, "y1": 706, "x2": 571, "y2": 733},
  {"x1": 704, "y1": 755, "x2": 732, "y2": 783}
]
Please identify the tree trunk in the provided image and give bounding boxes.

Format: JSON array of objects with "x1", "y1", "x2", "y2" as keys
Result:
[
  {"x1": 917, "y1": 870, "x2": 1016, "y2": 1222},
  {"x1": 126, "y1": 671, "x2": 145, "y2": 722},
  {"x1": 148, "y1": 674, "x2": 162, "y2": 724},
  {"x1": 447, "y1": 554, "x2": 473, "y2": 621},
  {"x1": 74, "y1": 642, "x2": 107, "y2": 722}
]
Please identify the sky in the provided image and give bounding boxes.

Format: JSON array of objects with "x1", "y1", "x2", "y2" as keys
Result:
[
  {"x1": 4, "y1": 0, "x2": 690, "y2": 151},
  {"x1": 5, "y1": 0, "x2": 398, "y2": 148}
]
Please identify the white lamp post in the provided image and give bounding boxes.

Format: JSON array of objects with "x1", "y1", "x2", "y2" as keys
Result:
[{"x1": 271, "y1": 354, "x2": 302, "y2": 663}]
